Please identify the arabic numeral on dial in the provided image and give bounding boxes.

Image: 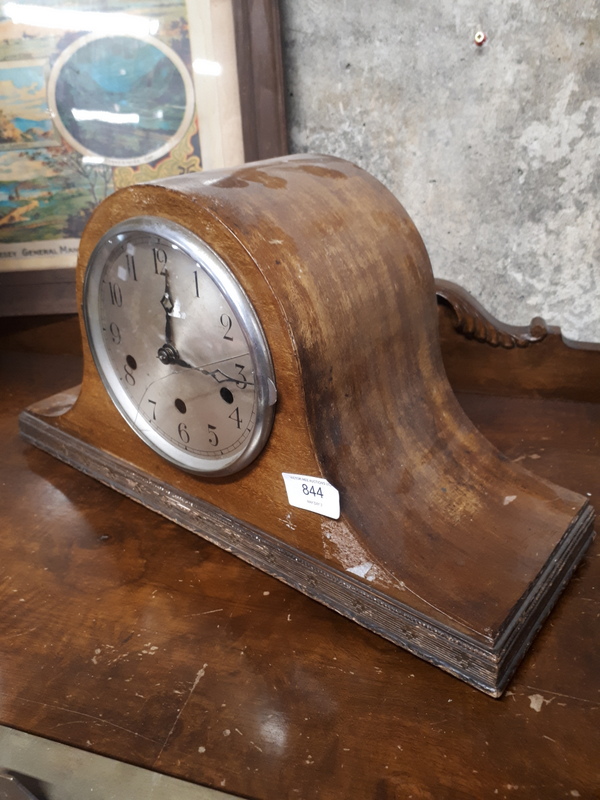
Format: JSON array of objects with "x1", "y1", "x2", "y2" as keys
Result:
[
  {"x1": 235, "y1": 363, "x2": 248, "y2": 388},
  {"x1": 178, "y1": 422, "x2": 190, "y2": 443},
  {"x1": 220, "y1": 313, "x2": 233, "y2": 341},
  {"x1": 194, "y1": 270, "x2": 200, "y2": 297},
  {"x1": 124, "y1": 363, "x2": 135, "y2": 385},
  {"x1": 108, "y1": 281, "x2": 122, "y2": 306},
  {"x1": 148, "y1": 399, "x2": 157, "y2": 421},
  {"x1": 126, "y1": 253, "x2": 137, "y2": 281},
  {"x1": 228, "y1": 407, "x2": 242, "y2": 429},
  {"x1": 109, "y1": 322, "x2": 121, "y2": 344},
  {"x1": 208, "y1": 424, "x2": 219, "y2": 446},
  {"x1": 153, "y1": 247, "x2": 167, "y2": 274}
]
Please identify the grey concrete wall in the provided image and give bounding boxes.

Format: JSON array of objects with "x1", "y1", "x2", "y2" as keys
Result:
[{"x1": 280, "y1": 1, "x2": 600, "y2": 341}]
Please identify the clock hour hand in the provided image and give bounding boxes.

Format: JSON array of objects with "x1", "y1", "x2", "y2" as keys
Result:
[
  {"x1": 158, "y1": 270, "x2": 192, "y2": 366},
  {"x1": 160, "y1": 269, "x2": 174, "y2": 346}
]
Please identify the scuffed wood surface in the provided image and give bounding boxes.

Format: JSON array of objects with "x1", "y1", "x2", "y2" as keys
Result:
[
  {"x1": 2, "y1": 273, "x2": 600, "y2": 799},
  {"x1": 1, "y1": 348, "x2": 599, "y2": 797}
]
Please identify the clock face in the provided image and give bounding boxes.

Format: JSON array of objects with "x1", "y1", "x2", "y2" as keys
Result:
[{"x1": 83, "y1": 216, "x2": 276, "y2": 476}]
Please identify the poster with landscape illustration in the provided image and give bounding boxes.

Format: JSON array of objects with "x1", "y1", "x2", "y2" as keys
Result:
[
  {"x1": 0, "y1": 0, "x2": 202, "y2": 273},
  {"x1": 0, "y1": 60, "x2": 58, "y2": 151}
]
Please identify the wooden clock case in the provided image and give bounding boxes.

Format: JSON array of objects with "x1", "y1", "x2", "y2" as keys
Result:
[{"x1": 20, "y1": 154, "x2": 595, "y2": 696}]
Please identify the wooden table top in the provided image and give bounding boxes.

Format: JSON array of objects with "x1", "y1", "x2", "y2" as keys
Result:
[{"x1": 1, "y1": 325, "x2": 599, "y2": 799}]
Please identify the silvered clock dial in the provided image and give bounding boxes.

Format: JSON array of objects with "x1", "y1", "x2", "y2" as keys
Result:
[{"x1": 83, "y1": 216, "x2": 276, "y2": 476}]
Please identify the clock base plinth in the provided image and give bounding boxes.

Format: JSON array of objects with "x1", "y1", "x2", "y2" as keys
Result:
[{"x1": 20, "y1": 393, "x2": 596, "y2": 698}]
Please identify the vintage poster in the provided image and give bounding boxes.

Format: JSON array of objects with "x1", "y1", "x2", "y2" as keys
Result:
[{"x1": 0, "y1": 0, "x2": 205, "y2": 273}]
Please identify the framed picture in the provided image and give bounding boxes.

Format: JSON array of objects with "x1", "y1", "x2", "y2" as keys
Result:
[{"x1": 0, "y1": 0, "x2": 287, "y2": 316}]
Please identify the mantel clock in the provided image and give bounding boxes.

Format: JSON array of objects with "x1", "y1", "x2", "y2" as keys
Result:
[{"x1": 20, "y1": 154, "x2": 595, "y2": 696}]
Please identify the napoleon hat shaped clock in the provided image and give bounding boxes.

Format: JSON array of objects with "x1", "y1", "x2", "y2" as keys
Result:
[{"x1": 20, "y1": 154, "x2": 595, "y2": 697}]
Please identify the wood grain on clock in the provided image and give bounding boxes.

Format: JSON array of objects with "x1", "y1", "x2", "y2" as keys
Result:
[{"x1": 20, "y1": 154, "x2": 595, "y2": 695}]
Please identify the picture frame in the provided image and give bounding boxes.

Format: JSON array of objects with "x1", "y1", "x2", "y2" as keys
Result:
[{"x1": 0, "y1": 0, "x2": 287, "y2": 317}]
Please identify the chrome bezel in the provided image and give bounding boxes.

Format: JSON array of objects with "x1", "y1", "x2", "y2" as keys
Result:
[{"x1": 83, "y1": 216, "x2": 276, "y2": 476}]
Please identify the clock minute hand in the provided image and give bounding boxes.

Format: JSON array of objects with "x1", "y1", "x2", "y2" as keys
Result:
[
  {"x1": 155, "y1": 348, "x2": 251, "y2": 385},
  {"x1": 156, "y1": 345, "x2": 254, "y2": 386},
  {"x1": 199, "y1": 367, "x2": 254, "y2": 387}
]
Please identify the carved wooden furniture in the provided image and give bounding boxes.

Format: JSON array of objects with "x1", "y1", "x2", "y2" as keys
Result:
[
  {"x1": 17, "y1": 155, "x2": 595, "y2": 697},
  {"x1": 1, "y1": 286, "x2": 599, "y2": 797}
]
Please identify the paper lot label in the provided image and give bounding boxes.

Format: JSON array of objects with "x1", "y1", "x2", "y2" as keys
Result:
[{"x1": 281, "y1": 473, "x2": 340, "y2": 519}]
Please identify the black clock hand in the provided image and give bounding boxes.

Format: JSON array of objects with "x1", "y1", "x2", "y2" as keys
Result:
[
  {"x1": 157, "y1": 348, "x2": 254, "y2": 387},
  {"x1": 158, "y1": 270, "x2": 196, "y2": 367},
  {"x1": 193, "y1": 354, "x2": 254, "y2": 386},
  {"x1": 199, "y1": 367, "x2": 254, "y2": 387},
  {"x1": 160, "y1": 269, "x2": 174, "y2": 346}
]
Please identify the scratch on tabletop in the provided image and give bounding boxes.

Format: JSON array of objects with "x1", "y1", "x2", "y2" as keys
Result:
[
  {"x1": 9, "y1": 694, "x2": 160, "y2": 743},
  {"x1": 182, "y1": 608, "x2": 224, "y2": 618},
  {"x1": 2, "y1": 626, "x2": 39, "y2": 639},
  {"x1": 522, "y1": 685, "x2": 598, "y2": 707},
  {"x1": 392, "y1": 577, "x2": 485, "y2": 637},
  {"x1": 154, "y1": 664, "x2": 208, "y2": 763}
]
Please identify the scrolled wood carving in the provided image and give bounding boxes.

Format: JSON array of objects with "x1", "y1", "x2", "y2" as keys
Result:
[{"x1": 435, "y1": 279, "x2": 549, "y2": 349}]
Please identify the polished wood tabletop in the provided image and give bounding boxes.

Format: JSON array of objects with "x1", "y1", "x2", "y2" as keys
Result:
[{"x1": 1, "y1": 308, "x2": 599, "y2": 799}]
